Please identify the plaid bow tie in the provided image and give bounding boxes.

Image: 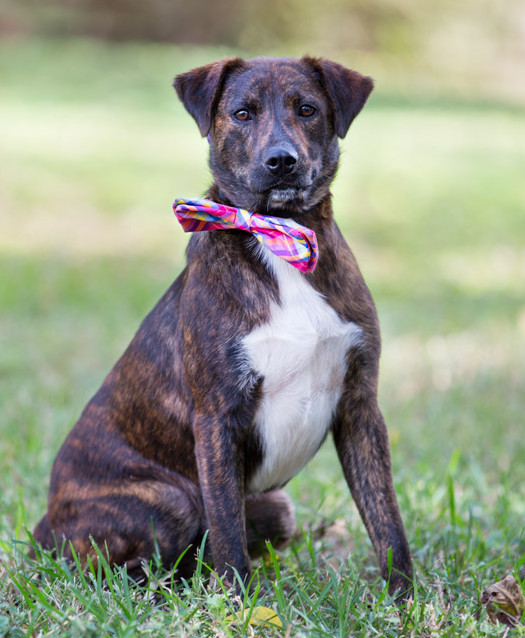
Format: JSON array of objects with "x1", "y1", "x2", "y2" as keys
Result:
[{"x1": 173, "y1": 198, "x2": 318, "y2": 273}]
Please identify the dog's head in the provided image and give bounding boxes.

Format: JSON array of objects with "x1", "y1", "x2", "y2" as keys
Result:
[{"x1": 174, "y1": 57, "x2": 373, "y2": 216}]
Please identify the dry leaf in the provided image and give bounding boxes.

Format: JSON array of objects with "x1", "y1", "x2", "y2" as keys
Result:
[{"x1": 481, "y1": 574, "x2": 525, "y2": 628}]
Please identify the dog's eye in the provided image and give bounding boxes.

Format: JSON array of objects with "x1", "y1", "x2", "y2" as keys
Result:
[
  {"x1": 233, "y1": 109, "x2": 251, "y2": 122},
  {"x1": 299, "y1": 104, "x2": 316, "y2": 118}
]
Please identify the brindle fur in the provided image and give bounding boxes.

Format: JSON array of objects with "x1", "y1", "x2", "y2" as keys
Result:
[{"x1": 33, "y1": 56, "x2": 413, "y2": 597}]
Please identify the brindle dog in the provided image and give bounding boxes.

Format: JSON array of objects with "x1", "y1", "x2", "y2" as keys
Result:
[{"x1": 33, "y1": 56, "x2": 413, "y2": 598}]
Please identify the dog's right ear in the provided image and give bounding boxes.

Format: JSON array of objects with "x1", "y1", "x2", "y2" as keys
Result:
[{"x1": 174, "y1": 58, "x2": 244, "y2": 137}]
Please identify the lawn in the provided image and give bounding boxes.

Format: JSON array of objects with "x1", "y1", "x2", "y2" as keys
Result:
[{"x1": 1, "y1": 38, "x2": 525, "y2": 636}]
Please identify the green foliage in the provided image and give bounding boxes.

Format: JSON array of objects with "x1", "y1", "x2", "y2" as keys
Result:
[{"x1": 1, "y1": 38, "x2": 525, "y2": 635}]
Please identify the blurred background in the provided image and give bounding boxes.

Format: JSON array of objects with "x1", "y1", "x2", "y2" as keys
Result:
[
  {"x1": 1, "y1": 0, "x2": 524, "y2": 560},
  {"x1": 2, "y1": 0, "x2": 525, "y2": 98}
]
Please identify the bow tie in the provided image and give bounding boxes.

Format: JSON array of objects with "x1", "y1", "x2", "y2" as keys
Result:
[{"x1": 173, "y1": 198, "x2": 318, "y2": 273}]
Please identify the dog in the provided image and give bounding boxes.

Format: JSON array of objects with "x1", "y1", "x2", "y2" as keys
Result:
[{"x1": 33, "y1": 56, "x2": 413, "y2": 598}]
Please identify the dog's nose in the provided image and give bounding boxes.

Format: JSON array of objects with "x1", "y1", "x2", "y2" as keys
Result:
[{"x1": 264, "y1": 147, "x2": 298, "y2": 176}]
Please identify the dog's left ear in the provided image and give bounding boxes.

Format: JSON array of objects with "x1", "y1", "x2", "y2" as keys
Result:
[
  {"x1": 303, "y1": 57, "x2": 374, "y2": 138},
  {"x1": 174, "y1": 58, "x2": 244, "y2": 137}
]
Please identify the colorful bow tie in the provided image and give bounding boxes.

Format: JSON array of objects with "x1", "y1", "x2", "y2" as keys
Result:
[{"x1": 173, "y1": 198, "x2": 318, "y2": 273}]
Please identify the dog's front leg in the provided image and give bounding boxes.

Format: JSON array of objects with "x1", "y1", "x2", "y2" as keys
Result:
[
  {"x1": 193, "y1": 413, "x2": 251, "y2": 590},
  {"x1": 333, "y1": 355, "x2": 413, "y2": 599}
]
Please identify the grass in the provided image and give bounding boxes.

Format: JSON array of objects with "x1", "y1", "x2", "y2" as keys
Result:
[{"x1": 1, "y1": 37, "x2": 525, "y2": 636}]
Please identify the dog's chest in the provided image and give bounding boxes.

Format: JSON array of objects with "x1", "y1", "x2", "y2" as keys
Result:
[{"x1": 243, "y1": 250, "x2": 362, "y2": 493}]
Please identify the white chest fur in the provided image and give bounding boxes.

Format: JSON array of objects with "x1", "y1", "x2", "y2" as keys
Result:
[{"x1": 244, "y1": 248, "x2": 362, "y2": 493}]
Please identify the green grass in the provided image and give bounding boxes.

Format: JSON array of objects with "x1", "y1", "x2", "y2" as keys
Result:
[{"x1": 1, "y1": 38, "x2": 525, "y2": 636}]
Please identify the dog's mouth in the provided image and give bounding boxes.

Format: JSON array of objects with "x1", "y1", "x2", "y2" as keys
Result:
[
  {"x1": 217, "y1": 166, "x2": 325, "y2": 216},
  {"x1": 264, "y1": 176, "x2": 325, "y2": 213},
  {"x1": 260, "y1": 167, "x2": 320, "y2": 212},
  {"x1": 263, "y1": 172, "x2": 317, "y2": 208},
  {"x1": 267, "y1": 188, "x2": 301, "y2": 206}
]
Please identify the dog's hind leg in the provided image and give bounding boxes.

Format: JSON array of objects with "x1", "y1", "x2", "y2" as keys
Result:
[
  {"x1": 30, "y1": 512, "x2": 55, "y2": 558},
  {"x1": 244, "y1": 489, "x2": 295, "y2": 558},
  {"x1": 38, "y1": 474, "x2": 205, "y2": 581}
]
